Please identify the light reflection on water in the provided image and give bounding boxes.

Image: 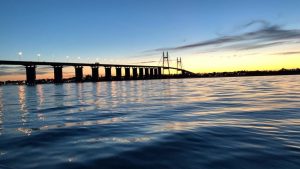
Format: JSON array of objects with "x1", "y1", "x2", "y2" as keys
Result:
[
  {"x1": 0, "y1": 75, "x2": 300, "y2": 169},
  {"x1": 18, "y1": 86, "x2": 27, "y2": 113}
]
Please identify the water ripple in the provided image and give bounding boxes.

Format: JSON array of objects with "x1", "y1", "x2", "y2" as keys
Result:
[{"x1": 0, "y1": 76, "x2": 300, "y2": 169}]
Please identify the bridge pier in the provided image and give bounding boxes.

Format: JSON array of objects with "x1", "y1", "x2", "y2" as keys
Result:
[
  {"x1": 105, "y1": 67, "x2": 111, "y2": 80},
  {"x1": 158, "y1": 67, "x2": 162, "y2": 76},
  {"x1": 132, "y1": 67, "x2": 138, "y2": 79},
  {"x1": 139, "y1": 68, "x2": 144, "y2": 78},
  {"x1": 150, "y1": 68, "x2": 154, "y2": 78},
  {"x1": 53, "y1": 65, "x2": 63, "y2": 83},
  {"x1": 154, "y1": 68, "x2": 158, "y2": 78},
  {"x1": 91, "y1": 66, "x2": 99, "y2": 82},
  {"x1": 125, "y1": 67, "x2": 130, "y2": 79},
  {"x1": 25, "y1": 65, "x2": 36, "y2": 85},
  {"x1": 116, "y1": 67, "x2": 122, "y2": 79},
  {"x1": 144, "y1": 68, "x2": 149, "y2": 78},
  {"x1": 75, "y1": 66, "x2": 83, "y2": 82}
]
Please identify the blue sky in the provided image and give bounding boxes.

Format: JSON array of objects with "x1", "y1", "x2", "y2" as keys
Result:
[{"x1": 1, "y1": 0, "x2": 300, "y2": 73}]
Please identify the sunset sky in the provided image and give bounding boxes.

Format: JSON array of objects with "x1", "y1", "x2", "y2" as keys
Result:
[{"x1": 1, "y1": 0, "x2": 300, "y2": 80}]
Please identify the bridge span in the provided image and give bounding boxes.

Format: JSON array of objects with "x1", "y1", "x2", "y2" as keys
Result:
[{"x1": 0, "y1": 60, "x2": 194, "y2": 85}]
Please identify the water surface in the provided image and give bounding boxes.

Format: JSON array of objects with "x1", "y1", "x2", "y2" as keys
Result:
[{"x1": 0, "y1": 76, "x2": 300, "y2": 169}]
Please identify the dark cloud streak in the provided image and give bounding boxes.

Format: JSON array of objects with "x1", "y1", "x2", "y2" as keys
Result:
[
  {"x1": 151, "y1": 20, "x2": 300, "y2": 52},
  {"x1": 232, "y1": 41, "x2": 287, "y2": 50},
  {"x1": 0, "y1": 70, "x2": 49, "y2": 76},
  {"x1": 0, "y1": 66, "x2": 52, "y2": 76},
  {"x1": 274, "y1": 51, "x2": 300, "y2": 55}
]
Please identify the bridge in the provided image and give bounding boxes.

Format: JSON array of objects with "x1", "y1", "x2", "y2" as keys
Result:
[{"x1": 0, "y1": 59, "x2": 194, "y2": 85}]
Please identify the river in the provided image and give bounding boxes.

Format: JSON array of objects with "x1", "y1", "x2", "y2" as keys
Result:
[{"x1": 0, "y1": 76, "x2": 300, "y2": 169}]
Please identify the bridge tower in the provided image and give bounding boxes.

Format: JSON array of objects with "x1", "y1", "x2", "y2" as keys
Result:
[
  {"x1": 162, "y1": 52, "x2": 170, "y2": 75},
  {"x1": 177, "y1": 57, "x2": 182, "y2": 74}
]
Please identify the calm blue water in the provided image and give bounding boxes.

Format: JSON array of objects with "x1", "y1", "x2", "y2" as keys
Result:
[{"x1": 0, "y1": 76, "x2": 300, "y2": 169}]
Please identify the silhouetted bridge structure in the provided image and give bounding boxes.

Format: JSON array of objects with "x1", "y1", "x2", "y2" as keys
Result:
[{"x1": 0, "y1": 60, "x2": 194, "y2": 85}]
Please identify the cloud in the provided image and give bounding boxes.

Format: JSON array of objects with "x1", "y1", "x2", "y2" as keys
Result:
[
  {"x1": 0, "y1": 70, "x2": 24, "y2": 76},
  {"x1": 0, "y1": 65, "x2": 51, "y2": 76},
  {"x1": 0, "y1": 71, "x2": 21, "y2": 76},
  {"x1": 228, "y1": 41, "x2": 287, "y2": 51},
  {"x1": 0, "y1": 70, "x2": 50, "y2": 76},
  {"x1": 150, "y1": 20, "x2": 300, "y2": 53},
  {"x1": 273, "y1": 51, "x2": 300, "y2": 55},
  {"x1": 241, "y1": 20, "x2": 271, "y2": 29},
  {"x1": 0, "y1": 66, "x2": 24, "y2": 76},
  {"x1": 131, "y1": 61, "x2": 158, "y2": 64}
]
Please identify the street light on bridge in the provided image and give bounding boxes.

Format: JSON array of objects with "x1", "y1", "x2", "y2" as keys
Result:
[
  {"x1": 18, "y1": 52, "x2": 23, "y2": 61},
  {"x1": 37, "y1": 53, "x2": 41, "y2": 61}
]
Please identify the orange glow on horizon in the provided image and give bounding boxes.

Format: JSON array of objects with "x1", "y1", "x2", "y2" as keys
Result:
[
  {"x1": 181, "y1": 44, "x2": 300, "y2": 73},
  {"x1": 1, "y1": 44, "x2": 300, "y2": 81}
]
